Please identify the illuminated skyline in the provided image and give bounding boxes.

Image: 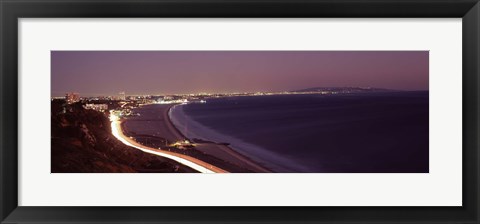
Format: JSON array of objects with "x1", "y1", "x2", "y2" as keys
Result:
[{"x1": 51, "y1": 51, "x2": 429, "y2": 97}]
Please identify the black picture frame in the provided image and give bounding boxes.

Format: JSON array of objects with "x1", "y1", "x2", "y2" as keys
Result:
[{"x1": 1, "y1": 0, "x2": 479, "y2": 223}]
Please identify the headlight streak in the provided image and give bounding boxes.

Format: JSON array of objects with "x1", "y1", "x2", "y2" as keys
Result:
[{"x1": 109, "y1": 113, "x2": 220, "y2": 173}]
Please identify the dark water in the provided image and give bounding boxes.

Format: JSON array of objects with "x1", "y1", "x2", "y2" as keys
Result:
[{"x1": 172, "y1": 92, "x2": 429, "y2": 173}]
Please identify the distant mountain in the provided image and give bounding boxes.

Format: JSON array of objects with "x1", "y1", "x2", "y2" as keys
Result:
[{"x1": 291, "y1": 87, "x2": 399, "y2": 93}]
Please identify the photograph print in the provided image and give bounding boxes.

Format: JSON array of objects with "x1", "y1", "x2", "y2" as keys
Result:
[{"x1": 51, "y1": 51, "x2": 429, "y2": 173}]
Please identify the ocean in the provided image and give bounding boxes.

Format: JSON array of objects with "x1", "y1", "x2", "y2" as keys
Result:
[{"x1": 169, "y1": 92, "x2": 429, "y2": 173}]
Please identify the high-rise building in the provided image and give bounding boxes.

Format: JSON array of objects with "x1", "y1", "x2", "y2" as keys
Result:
[
  {"x1": 65, "y1": 92, "x2": 80, "y2": 104},
  {"x1": 119, "y1": 91, "x2": 126, "y2": 101}
]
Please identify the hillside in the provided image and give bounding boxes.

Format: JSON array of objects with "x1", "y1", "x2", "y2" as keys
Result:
[
  {"x1": 292, "y1": 87, "x2": 397, "y2": 93},
  {"x1": 51, "y1": 100, "x2": 196, "y2": 173}
]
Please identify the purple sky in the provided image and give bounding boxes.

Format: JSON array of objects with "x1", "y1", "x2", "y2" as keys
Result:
[{"x1": 51, "y1": 51, "x2": 428, "y2": 97}]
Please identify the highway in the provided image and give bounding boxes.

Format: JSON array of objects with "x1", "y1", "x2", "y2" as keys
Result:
[{"x1": 109, "y1": 113, "x2": 228, "y2": 173}]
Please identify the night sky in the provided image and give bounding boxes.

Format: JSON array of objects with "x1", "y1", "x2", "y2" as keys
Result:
[{"x1": 51, "y1": 51, "x2": 428, "y2": 97}]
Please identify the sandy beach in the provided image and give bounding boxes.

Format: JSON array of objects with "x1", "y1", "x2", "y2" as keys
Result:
[
  {"x1": 111, "y1": 114, "x2": 227, "y2": 173},
  {"x1": 122, "y1": 104, "x2": 270, "y2": 173},
  {"x1": 165, "y1": 104, "x2": 271, "y2": 172}
]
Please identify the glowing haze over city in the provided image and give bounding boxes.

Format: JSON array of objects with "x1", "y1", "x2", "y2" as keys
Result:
[{"x1": 51, "y1": 51, "x2": 428, "y2": 97}]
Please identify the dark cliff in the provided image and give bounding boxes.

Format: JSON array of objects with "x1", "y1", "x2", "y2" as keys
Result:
[{"x1": 51, "y1": 100, "x2": 195, "y2": 173}]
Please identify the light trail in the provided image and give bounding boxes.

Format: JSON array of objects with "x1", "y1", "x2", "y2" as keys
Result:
[{"x1": 109, "y1": 113, "x2": 225, "y2": 173}]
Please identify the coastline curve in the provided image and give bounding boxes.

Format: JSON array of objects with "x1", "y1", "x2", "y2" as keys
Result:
[{"x1": 109, "y1": 113, "x2": 228, "y2": 173}]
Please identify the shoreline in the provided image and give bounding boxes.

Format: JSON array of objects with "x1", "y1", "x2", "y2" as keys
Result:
[
  {"x1": 167, "y1": 104, "x2": 271, "y2": 173},
  {"x1": 110, "y1": 113, "x2": 228, "y2": 173}
]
